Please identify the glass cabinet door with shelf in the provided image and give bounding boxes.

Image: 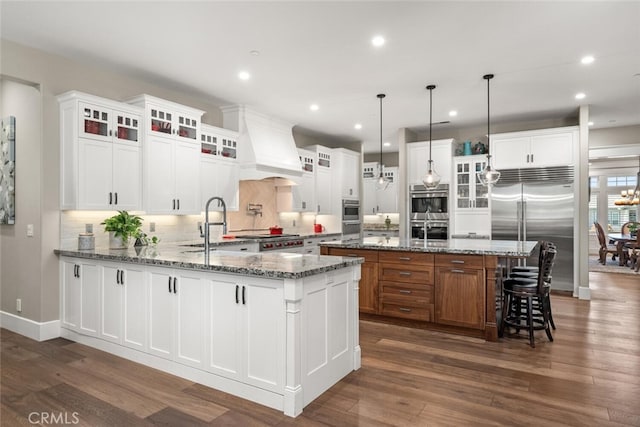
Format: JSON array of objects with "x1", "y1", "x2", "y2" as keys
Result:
[
  {"x1": 150, "y1": 107, "x2": 173, "y2": 136},
  {"x1": 177, "y1": 115, "x2": 198, "y2": 141},
  {"x1": 80, "y1": 103, "x2": 110, "y2": 141},
  {"x1": 115, "y1": 112, "x2": 139, "y2": 144},
  {"x1": 455, "y1": 156, "x2": 488, "y2": 210},
  {"x1": 201, "y1": 133, "x2": 218, "y2": 156},
  {"x1": 221, "y1": 137, "x2": 237, "y2": 159}
]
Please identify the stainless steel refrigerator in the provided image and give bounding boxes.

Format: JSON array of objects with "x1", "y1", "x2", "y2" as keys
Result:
[{"x1": 491, "y1": 167, "x2": 574, "y2": 291}]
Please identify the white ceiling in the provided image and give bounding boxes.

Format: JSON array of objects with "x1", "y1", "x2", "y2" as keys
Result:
[{"x1": 2, "y1": 1, "x2": 639, "y2": 154}]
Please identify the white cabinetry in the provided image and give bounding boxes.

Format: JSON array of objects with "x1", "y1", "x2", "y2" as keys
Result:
[
  {"x1": 200, "y1": 124, "x2": 239, "y2": 211},
  {"x1": 58, "y1": 91, "x2": 142, "y2": 210},
  {"x1": 61, "y1": 259, "x2": 101, "y2": 337},
  {"x1": 407, "y1": 139, "x2": 453, "y2": 185},
  {"x1": 363, "y1": 163, "x2": 399, "y2": 214},
  {"x1": 208, "y1": 278, "x2": 285, "y2": 393},
  {"x1": 453, "y1": 155, "x2": 491, "y2": 235},
  {"x1": 332, "y1": 148, "x2": 360, "y2": 200},
  {"x1": 100, "y1": 262, "x2": 146, "y2": 351},
  {"x1": 308, "y1": 146, "x2": 333, "y2": 214},
  {"x1": 277, "y1": 149, "x2": 315, "y2": 212},
  {"x1": 147, "y1": 267, "x2": 207, "y2": 368},
  {"x1": 491, "y1": 128, "x2": 576, "y2": 169},
  {"x1": 127, "y1": 94, "x2": 204, "y2": 214}
]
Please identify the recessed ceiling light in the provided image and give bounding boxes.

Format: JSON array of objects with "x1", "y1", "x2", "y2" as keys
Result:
[
  {"x1": 310, "y1": 104, "x2": 319, "y2": 111},
  {"x1": 588, "y1": 121, "x2": 594, "y2": 126},
  {"x1": 238, "y1": 71, "x2": 250, "y2": 80},
  {"x1": 575, "y1": 92, "x2": 586, "y2": 100},
  {"x1": 581, "y1": 55, "x2": 595, "y2": 65},
  {"x1": 371, "y1": 35, "x2": 385, "y2": 47},
  {"x1": 383, "y1": 142, "x2": 391, "y2": 147},
  {"x1": 354, "y1": 123, "x2": 362, "y2": 130},
  {"x1": 449, "y1": 110, "x2": 458, "y2": 117},
  {"x1": 249, "y1": 50, "x2": 260, "y2": 56}
]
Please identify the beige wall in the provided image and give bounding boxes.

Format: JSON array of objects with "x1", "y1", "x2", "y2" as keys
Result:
[{"x1": 0, "y1": 78, "x2": 43, "y2": 321}]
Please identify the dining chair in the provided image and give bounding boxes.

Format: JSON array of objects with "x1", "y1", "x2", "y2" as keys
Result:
[
  {"x1": 594, "y1": 222, "x2": 621, "y2": 265},
  {"x1": 621, "y1": 221, "x2": 640, "y2": 235}
]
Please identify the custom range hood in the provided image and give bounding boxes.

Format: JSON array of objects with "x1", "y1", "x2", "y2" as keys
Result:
[{"x1": 221, "y1": 105, "x2": 302, "y2": 181}]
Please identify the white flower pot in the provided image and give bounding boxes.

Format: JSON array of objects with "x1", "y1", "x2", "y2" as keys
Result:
[{"x1": 108, "y1": 232, "x2": 129, "y2": 249}]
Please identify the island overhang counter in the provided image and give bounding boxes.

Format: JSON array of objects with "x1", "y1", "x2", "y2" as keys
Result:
[
  {"x1": 320, "y1": 237, "x2": 538, "y2": 341},
  {"x1": 54, "y1": 245, "x2": 363, "y2": 417}
]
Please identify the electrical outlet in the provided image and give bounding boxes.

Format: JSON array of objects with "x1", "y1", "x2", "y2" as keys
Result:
[
  {"x1": 292, "y1": 220, "x2": 296, "y2": 227},
  {"x1": 149, "y1": 222, "x2": 156, "y2": 232},
  {"x1": 26, "y1": 224, "x2": 34, "y2": 237},
  {"x1": 85, "y1": 223, "x2": 93, "y2": 233},
  {"x1": 16, "y1": 298, "x2": 22, "y2": 312},
  {"x1": 197, "y1": 221, "x2": 202, "y2": 231}
]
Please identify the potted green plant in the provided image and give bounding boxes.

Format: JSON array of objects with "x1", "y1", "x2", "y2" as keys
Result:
[
  {"x1": 101, "y1": 210, "x2": 143, "y2": 249},
  {"x1": 629, "y1": 223, "x2": 638, "y2": 237}
]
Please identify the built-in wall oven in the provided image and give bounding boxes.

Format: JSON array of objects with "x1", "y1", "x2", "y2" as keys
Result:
[
  {"x1": 342, "y1": 199, "x2": 361, "y2": 236},
  {"x1": 409, "y1": 184, "x2": 449, "y2": 242}
]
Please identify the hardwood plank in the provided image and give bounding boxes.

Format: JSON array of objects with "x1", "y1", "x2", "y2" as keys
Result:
[{"x1": 146, "y1": 406, "x2": 209, "y2": 426}]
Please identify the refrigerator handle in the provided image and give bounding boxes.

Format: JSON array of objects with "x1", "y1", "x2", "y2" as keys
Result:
[
  {"x1": 516, "y1": 201, "x2": 522, "y2": 242},
  {"x1": 522, "y1": 200, "x2": 527, "y2": 241}
]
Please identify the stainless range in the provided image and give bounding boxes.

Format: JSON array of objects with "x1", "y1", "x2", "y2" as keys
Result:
[{"x1": 234, "y1": 234, "x2": 304, "y2": 252}]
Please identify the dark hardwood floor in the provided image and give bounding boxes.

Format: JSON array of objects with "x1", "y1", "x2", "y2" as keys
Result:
[{"x1": 2, "y1": 271, "x2": 639, "y2": 426}]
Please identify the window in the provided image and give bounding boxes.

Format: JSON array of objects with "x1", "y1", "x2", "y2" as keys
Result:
[{"x1": 606, "y1": 175, "x2": 638, "y2": 232}]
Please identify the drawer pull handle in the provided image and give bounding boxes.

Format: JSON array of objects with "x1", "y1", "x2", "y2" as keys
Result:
[
  {"x1": 399, "y1": 272, "x2": 412, "y2": 276},
  {"x1": 346, "y1": 254, "x2": 358, "y2": 257},
  {"x1": 451, "y1": 260, "x2": 465, "y2": 264},
  {"x1": 451, "y1": 269, "x2": 465, "y2": 273},
  {"x1": 398, "y1": 257, "x2": 411, "y2": 261},
  {"x1": 399, "y1": 308, "x2": 412, "y2": 312},
  {"x1": 399, "y1": 290, "x2": 412, "y2": 294}
]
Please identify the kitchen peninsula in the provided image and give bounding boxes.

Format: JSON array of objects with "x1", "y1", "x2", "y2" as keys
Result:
[
  {"x1": 54, "y1": 244, "x2": 363, "y2": 417},
  {"x1": 321, "y1": 237, "x2": 538, "y2": 341}
]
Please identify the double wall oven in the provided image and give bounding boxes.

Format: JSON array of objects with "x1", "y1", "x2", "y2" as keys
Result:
[
  {"x1": 342, "y1": 199, "x2": 361, "y2": 235},
  {"x1": 409, "y1": 184, "x2": 449, "y2": 242}
]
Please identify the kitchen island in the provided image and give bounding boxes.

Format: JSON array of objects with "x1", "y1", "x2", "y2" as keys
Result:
[
  {"x1": 54, "y1": 245, "x2": 362, "y2": 417},
  {"x1": 320, "y1": 237, "x2": 538, "y2": 341}
]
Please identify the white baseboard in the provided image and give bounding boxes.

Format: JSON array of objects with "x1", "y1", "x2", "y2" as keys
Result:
[{"x1": 0, "y1": 311, "x2": 60, "y2": 341}]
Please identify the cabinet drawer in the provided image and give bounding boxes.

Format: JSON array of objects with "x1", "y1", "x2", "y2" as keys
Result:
[
  {"x1": 378, "y1": 250, "x2": 433, "y2": 265},
  {"x1": 380, "y1": 282, "x2": 434, "y2": 303},
  {"x1": 379, "y1": 263, "x2": 433, "y2": 284},
  {"x1": 327, "y1": 248, "x2": 378, "y2": 263},
  {"x1": 381, "y1": 302, "x2": 434, "y2": 322},
  {"x1": 435, "y1": 254, "x2": 484, "y2": 269}
]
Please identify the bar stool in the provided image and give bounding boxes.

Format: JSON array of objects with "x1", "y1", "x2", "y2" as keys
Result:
[
  {"x1": 508, "y1": 242, "x2": 557, "y2": 330},
  {"x1": 500, "y1": 244, "x2": 557, "y2": 348}
]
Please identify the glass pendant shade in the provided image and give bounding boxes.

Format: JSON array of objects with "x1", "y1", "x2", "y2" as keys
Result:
[
  {"x1": 422, "y1": 160, "x2": 441, "y2": 188},
  {"x1": 376, "y1": 172, "x2": 389, "y2": 190}
]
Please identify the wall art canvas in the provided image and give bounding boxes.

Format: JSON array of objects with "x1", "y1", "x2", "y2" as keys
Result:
[{"x1": 1, "y1": 116, "x2": 16, "y2": 225}]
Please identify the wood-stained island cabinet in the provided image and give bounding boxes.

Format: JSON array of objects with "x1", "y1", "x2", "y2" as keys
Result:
[{"x1": 322, "y1": 245, "x2": 507, "y2": 341}]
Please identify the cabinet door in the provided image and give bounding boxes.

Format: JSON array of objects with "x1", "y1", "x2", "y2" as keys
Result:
[
  {"x1": 112, "y1": 143, "x2": 141, "y2": 210},
  {"x1": 62, "y1": 260, "x2": 81, "y2": 331},
  {"x1": 377, "y1": 180, "x2": 398, "y2": 214},
  {"x1": 175, "y1": 112, "x2": 199, "y2": 143},
  {"x1": 243, "y1": 282, "x2": 285, "y2": 393},
  {"x1": 492, "y1": 137, "x2": 529, "y2": 169},
  {"x1": 208, "y1": 279, "x2": 243, "y2": 381},
  {"x1": 431, "y1": 141, "x2": 452, "y2": 184},
  {"x1": 316, "y1": 166, "x2": 333, "y2": 214},
  {"x1": 407, "y1": 142, "x2": 428, "y2": 185},
  {"x1": 122, "y1": 266, "x2": 146, "y2": 351},
  {"x1": 531, "y1": 133, "x2": 573, "y2": 166},
  {"x1": 294, "y1": 172, "x2": 315, "y2": 212},
  {"x1": 174, "y1": 143, "x2": 200, "y2": 214},
  {"x1": 145, "y1": 137, "x2": 174, "y2": 213},
  {"x1": 360, "y1": 262, "x2": 379, "y2": 314},
  {"x1": 79, "y1": 102, "x2": 110, "y2": 142},
  {"x1": 363, "y1": 178, "x2": 378, "y2": 215},
  {"x1": 200, "y1": 157, "x2": 218, "y2": 211},
  {"x1": 100, "y1": 264, "x2": 122, "y2": 344},
  {"x1": 434, "y1": 267, "x2": 485, "y2": 329},
  {"x1": 147, "y1": 268, "x2": 175, "y2": 360},
  {"x1": 78, "y1": 139, "x2": 113, "y2": 209},
  {"x1": 343, "y1": 152, "x2": 360, "y2": 199},
  {"x1": 79, "y1": 262, "x2": 101, "y2": 337},
  {"x1": 174, "y1": 271, "x2": 206, "y2": 368}
]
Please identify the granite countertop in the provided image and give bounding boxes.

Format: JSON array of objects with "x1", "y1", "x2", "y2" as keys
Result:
[
  {"x1": 175, "y1": 232, "x2": 342, "y2": 249},
  {"x1": 55, "y1": 243, "x2": 362, "y2": 280},
  {"x1": 320, "y1": 237, "x2": 538, "y2": 257}
]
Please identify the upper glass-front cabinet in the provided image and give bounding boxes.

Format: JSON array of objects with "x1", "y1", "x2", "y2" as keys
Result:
[
  {"x1": 455, "y1": 155, "x2": 488, "y2": 210},
  {"x1": 148, "y1": 105, "x2": 198, "y2": 142},
  {"x1": 79, "y1": 102, "x2": 140, "y2": 144},
  {"x1": 200, "y1": 124, "x2": 238, "y2": 160}
]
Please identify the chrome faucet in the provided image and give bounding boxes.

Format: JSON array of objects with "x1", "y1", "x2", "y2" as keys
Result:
[{"x1": 202, "y1": 196, "x2": 227, "y2": 254}]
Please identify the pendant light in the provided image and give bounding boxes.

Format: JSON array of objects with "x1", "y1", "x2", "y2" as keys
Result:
[
  {"x1": 376, "y1": 93, "x2": 389, "y2": 190},
  {"x1": 422, "y1": 84, "x2": 441, "y2": 189},
  {"x1": 477, "y1": 74, "x2": 501, "y2": 186}
]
